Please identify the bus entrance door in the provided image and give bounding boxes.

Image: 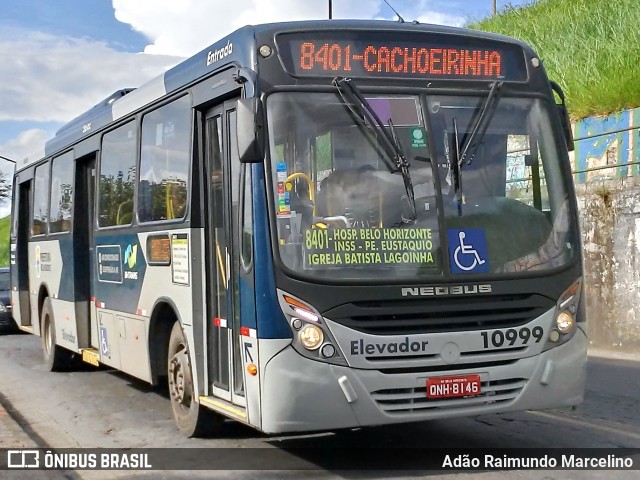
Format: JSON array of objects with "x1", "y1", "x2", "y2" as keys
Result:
[
  {"x1": 13, "y1": 181, "x2": 33, "y2": 330},
  {"x1": 204, "y1": 102, "x2": 248, "y2": 412},
  {"x1": 74, "y1": 155, "x2": 97, "y2": 353}
]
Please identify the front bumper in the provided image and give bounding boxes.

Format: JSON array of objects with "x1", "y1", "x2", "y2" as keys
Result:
[
  {"x1": 260, "y1": 326, "x2": 587, "y2": 434},
  {"x1": 0, "y1": 309, "x2": 15, "y2": 330}
]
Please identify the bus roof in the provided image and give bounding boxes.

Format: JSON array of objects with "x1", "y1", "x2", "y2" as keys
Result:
[
  {"x1": 41, "y1": 24, "x2": 256, "y2": 160},
  {"x1": 34, "y1": 20, "x2": 532, "y2": 165}
]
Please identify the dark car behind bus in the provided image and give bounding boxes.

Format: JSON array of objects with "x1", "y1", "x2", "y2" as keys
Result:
[{"x1": 0, "y1": 267, "x2": 15, "y2": 331}]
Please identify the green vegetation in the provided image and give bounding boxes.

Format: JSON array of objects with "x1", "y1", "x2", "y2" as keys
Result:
[
  {"x1": 469, "y1": 0, "x2": 640, "y2": 119},
  {"x1": 0, "y1": 216, "x2": 10, "y2": 267}
]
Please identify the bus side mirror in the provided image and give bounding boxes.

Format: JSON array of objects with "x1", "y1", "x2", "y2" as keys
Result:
[
  {"x1": 237, "y1": 98, "x2": 265, "y2": 163},
  {"x1": 550, "y1": 81, "x2": 574, "y2": 152}
]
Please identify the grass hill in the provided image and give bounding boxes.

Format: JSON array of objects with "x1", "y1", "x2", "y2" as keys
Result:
[
  {"x1": 0, "y1": 216, "x2": 9, "y2": 267},
  {"x1": 469, "y1": 0, "x2": 640, "y2": 119}
]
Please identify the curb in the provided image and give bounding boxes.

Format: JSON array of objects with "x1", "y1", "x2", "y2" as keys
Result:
[{"x1": 588, "y1": 348, "x2": 640, "y2": 363}]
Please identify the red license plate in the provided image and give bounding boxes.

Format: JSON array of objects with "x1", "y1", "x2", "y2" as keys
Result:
[{"x1": 426, "y1": 374, "x2": 482, "y2": 399}]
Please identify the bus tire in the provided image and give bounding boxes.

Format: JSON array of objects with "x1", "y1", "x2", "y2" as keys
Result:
[
  {"x1": 168, "y1": 321, "x2": 221, "y2": 437},
  {"x1": 41, "y1": 297, "x2": 73, "y2": 371}
]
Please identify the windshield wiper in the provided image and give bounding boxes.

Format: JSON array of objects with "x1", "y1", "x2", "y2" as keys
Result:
[
  {"x1": 450, "y1": 80, "x2": 503, "y2": 216},
  {"x1": 333, "y1": 77, "x2": 417, "y2": 223},
  {"x1": 459, "y1": 80, "x2": 503, "y2": 165}
]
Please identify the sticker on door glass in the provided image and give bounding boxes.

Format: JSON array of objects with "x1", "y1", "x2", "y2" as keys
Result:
[
  {"x1": 448, "y1": 229, "x2": 489, "y2": 274},
  {"x1": 276, "y1": 162, "x2": 292, "y2": 217},
  {"x1": 276, "y1": 162, "x2": 288, "y2": 181},
  {"x1": 410, "y1": 127, "x2": 427, "y2": 148}
]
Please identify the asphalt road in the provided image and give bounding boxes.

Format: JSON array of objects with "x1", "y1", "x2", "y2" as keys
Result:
[{"x1": 0, "y1": 330, "x2": 639, "y2": 479}]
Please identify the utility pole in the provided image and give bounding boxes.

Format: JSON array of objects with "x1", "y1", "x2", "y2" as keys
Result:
[
  {"x1": 329, "y1": 0, "x2": 332, "y2": 19},
  {"x1": 492, "y1": 0, "x2": 497, "y2": 16}
]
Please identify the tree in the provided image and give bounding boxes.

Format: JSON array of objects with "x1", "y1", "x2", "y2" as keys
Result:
[{"x1": 0, "y1": 171, "x2": 11, "y2": 202}]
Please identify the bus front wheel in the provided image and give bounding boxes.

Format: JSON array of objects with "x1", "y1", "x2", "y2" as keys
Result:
[
  {"x1": 41, "y1": 297, "x2": 74, "y2": 371},
  {"x1": 167, "y1": 321, "x2": 220, "y2": 437}
]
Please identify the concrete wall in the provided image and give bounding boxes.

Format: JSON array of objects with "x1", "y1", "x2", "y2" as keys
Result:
[{"x1": 569, "y1": 109, "x2": 640, "y2": 353}]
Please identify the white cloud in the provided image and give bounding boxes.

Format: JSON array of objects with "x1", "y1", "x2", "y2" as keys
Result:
[
  {"x1": 113, "y1": 0, "x2": 383, "y2": 57},
  {"x1": 0, "y1": 129, "x2": 49, "y2": 166},
  {"x1": 112, "y1": 0, "x2": 470, "y2": 58},
  {"x1": 0, "y1": 28, "x2": 182, "y2": 124},
  {"x1": 415, "y1": 10, "x2": 466, "y2": 27},
  {"x1": 406, "y1": 0, "x2": 466, "y2": 27},
  {"x1": 0, "y1": 130, "x2": 41, "y2": 216}
]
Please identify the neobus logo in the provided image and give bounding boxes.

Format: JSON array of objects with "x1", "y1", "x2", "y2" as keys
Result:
[
  {"x1": 401, "y1": 284, "x2": 492, "y2": 297},
  {"x1": 206, "y1": 41, "x2": 233, "y2": 66}
]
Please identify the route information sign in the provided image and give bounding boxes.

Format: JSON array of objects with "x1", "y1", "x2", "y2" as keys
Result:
[{"x1": 303, "y1": 227, "x2": 436, "y2": 268}]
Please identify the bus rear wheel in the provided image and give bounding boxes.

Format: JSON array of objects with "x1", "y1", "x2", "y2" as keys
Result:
[
  {"x1": 41, "y1": 297, "x2": 74, "y2": 371},
  {"x1": 167, "y1": 321, "x2": 220, "y2": 437}
]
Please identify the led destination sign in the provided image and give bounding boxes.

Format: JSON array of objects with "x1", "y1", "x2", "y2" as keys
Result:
[
  {"x1": 303, "y1": 227, "x2": 437, "y2": 269},
  {"x1": 301, "y1": 43, "x2": 501, "y2": 77},
  {"x1": 276, "y1": 32, "x2": 528, "y2": 81}
]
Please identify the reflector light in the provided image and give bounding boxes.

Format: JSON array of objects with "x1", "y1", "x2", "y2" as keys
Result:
[
  {"x1": 321, "y1": 344, "x2": 336, "y2": 358},
  {"x1": 293, "y1": 307, "x2": 319, "y2": 323},
  {"x1": 559, "y1": 281, "x2": 581, "y2": 309},
  {"x1": 283, "y1": 295, "x2": 310, "y2": 310}
]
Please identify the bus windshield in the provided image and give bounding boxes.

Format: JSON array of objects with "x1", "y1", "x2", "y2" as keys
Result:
[{"x1": 267, "y1": 92, "x2": 575, "y2": 281}]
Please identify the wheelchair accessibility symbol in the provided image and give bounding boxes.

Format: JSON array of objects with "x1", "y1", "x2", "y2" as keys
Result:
[
  {"x1": 448, "y1": 229, "x2": 489, "y2": 274},
  {"x1": 99, "y1": 326, "x2": 110, "y2": 356}
]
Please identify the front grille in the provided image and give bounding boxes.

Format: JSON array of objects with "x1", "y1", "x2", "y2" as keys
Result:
[
  {"x1": 377, "y1": 359, "x2": 518, "y2": 375},
  {"x1": 372, "y1": 377, "x2": 526, "y2": 414},
  {"x1": 323, "y1": 294, "x2": 554, "y2": 335}
]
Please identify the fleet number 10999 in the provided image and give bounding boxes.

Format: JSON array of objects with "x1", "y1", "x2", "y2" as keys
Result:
[{"x1": 480, "y1": 326, "x2": 544, "y2": 349}]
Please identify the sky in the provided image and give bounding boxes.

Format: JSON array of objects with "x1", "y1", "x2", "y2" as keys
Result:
[{"x1": 0, "y1": 0, "x2": 531, "y2": 216}]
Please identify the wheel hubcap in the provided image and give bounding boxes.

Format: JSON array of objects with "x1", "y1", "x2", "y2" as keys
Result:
[{"x1": 169, "y1": 345, "x2": 190, "y2": 406}]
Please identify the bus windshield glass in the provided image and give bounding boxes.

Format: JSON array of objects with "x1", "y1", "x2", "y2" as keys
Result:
[{"x1": 267, "y1": 92, "x2": 575, "y2": 281}]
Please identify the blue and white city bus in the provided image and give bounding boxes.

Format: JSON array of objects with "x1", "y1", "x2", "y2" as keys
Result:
[{"x1": 10, "y1": 20, "x2": 586, "y2": 436}]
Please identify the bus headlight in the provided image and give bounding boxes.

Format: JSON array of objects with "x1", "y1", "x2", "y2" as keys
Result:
[
  {"x1": 278, "y1": 289, "x2": 346, "y2": 365},
  {"x1": 543, "y1": 278, "x2": 582, "y2": 351},
  {"x1": 556, "y1": 311, "x2": 575, "y2": 334},
  {"x1": 299, "y1": 324, "x2": 324, "y2": 350}
]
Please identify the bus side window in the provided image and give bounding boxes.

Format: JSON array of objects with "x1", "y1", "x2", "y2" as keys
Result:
[
  {"x1": 32, "y1": 162, "x2": 50, "y2": 236},
  {"x1": 50, "y1": 152, "x2": 74, "y2": 234},
  {"x1": 138, "y1": 95, "x2": 191, "y2": 223},
  {"x1": 98, "y1": 121, "x2": 137, "y2": 227}
]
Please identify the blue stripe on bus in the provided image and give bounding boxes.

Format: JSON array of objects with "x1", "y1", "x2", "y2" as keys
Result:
[
  {"x1": 58, "y1": 237, "x2": 75, "y2": 302},
  {"x1": 94, "y1": 233, "x2": 147, "y2": 315},
  {"x1": 252, "y1": 165, "x2": 292, "y2": 340},
  {"x1": 239, "y1": 275, "x2": 257, "y2": 331}
]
